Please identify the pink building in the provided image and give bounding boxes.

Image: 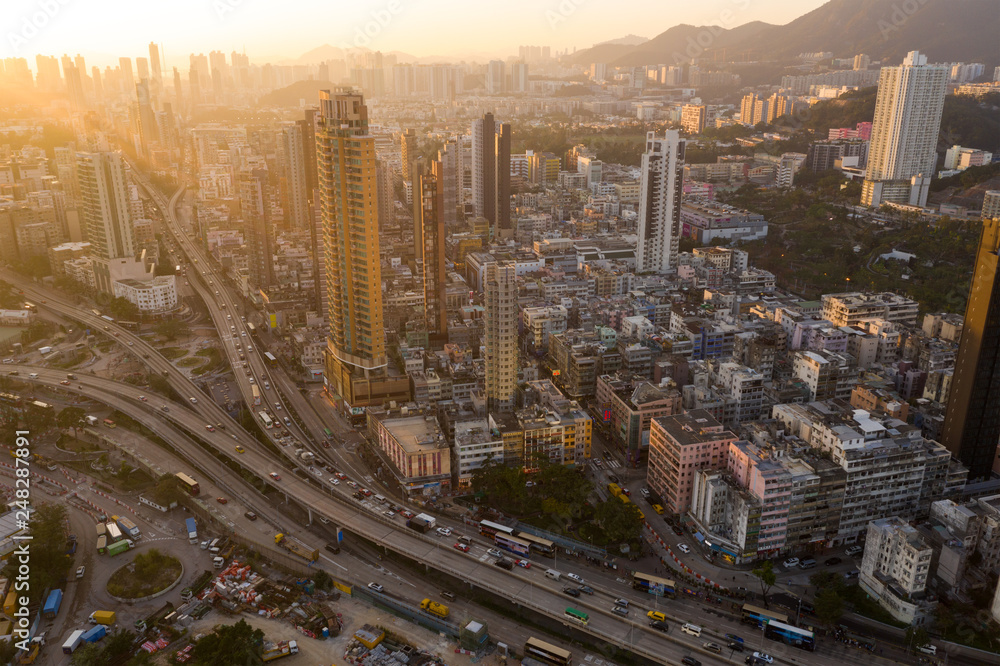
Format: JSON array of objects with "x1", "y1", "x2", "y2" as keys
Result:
[
  {"x1": 727, "y1": 441, "x2": 792, "y2": 556},
  {"x1": 647, "y1": 409, "x2": 738, "y2": 514}
]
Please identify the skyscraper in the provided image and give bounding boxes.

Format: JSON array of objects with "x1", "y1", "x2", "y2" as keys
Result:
[
  {"x1": 861, "y1": 51, "x2": 948, "y2": 208},
  {"x1": 237, "y1": 169, "x2": 274, "y2": 292},
  {"x1": 471, "y1": 113, "x2": 510, "y2": 237},
  {"x1": 635, "y1": 130, "x2": 685, "y2": 273},
  {"x1": 401, "y1": 128, "x2": 417, "y2": 182},
  {"x1": 148, "y1": 42, "x2": 162, "y2": 89},
  {"x1": 76, "y1": 152, "x2": 135, "y2": 292},
  {"x1": 438, "y1": 139, "x2": 460, "y2": 228},
  {"x1": 942, "y1": 217, "x2": 1000, "y2": 481},
  {"x1": 419, "y1": 161, "x2": 448, "y2": 348},
  {"x1": 278, "y1": 122, "x2": 309, "y2": 230},
  {"x1": 119, "y1": 57, "x2": 135, "y2": 97},
  {"x1": 318, "y1": 88, "x2": 407, "y2": 411},
  {"x1": 484, "y1": 262, "x2": 518, "y2": 412},
  {"x1": 485, "y1": 60, "x2": 505, "y2": 94}
]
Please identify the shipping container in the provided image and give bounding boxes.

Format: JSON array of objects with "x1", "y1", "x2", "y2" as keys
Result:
[{"x1": 42, "y1": 589, "x2": 62, "y2": 619}]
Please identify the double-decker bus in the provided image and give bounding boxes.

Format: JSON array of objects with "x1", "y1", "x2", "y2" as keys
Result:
[
  {"x1": 517, "y1": 532, "x2": 555, "y2": 556},
  {"x1": 0, "y1": 392, "x2": 21, "y2": 408},
  {"x1": 175, "y1": 472, "x2": 200, "y2": 495},
  {"x1": 479, "y1": 519, "x2": 515, "y2": 537},
  {"x1": 251, "y1": 385, "x2": 261, "y2": 406},
  {"x1": 742, "y1": 603, "x2": 789, "y2": 628},
  {"x1": 494, "y1": 533, "x2": 531, "y2": 558},
  {"x1": 632, "y1": 572, "x2": 676, "y2": 597},
  {"x1": 765, "y1": 620, "x2": 816, "y2": 651},
  {"x1": 564, "y1": 607, "x2": 589, "y2": 626},
  {"x1": 523, "y1": 638, "x2": 571, "y2": 666},
  {"x1": 259, "y1": 411, "x2": 273, "y2": 429}
]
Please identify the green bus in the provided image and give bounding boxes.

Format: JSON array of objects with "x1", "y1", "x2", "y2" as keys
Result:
[
  {"x1": 323, "y1": 427, "x2": 333, "y2": 439},
  {"x1": 564, "y1": 607, "x2": 588, "y2": 626}
]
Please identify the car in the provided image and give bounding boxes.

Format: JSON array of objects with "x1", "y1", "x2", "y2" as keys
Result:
[
  {"x1": 703, "y1": 642, "x2": 723, "y2": 654},
  {"x1": 235, "y1": 445, "x2": 245, "y2": 453},
  {"x1": 515, "y1": 559, "x2": 531, "y2": 569},
  {"x1": 612, "y1": 605, "x2": 629, "y2": 617},
  {"x1": 725, "y1": 634, "x2": 744, "y2": 644},
  {"x1": 453, "y1": 542, "x2": 470, "y2": 552},
  {"x1": 621, "y1": 487, "x2": 631, "y2": 497},
  {"x1": 269, "y1": 472, "x2": 281, "y2": 481},
  {"x1": 614, "y1": 598, "x2": 630, "y2": 608},
  {"x1": 846, "y1": 545, "x2": 864, "y2": 557},
  {"x1": 367, "y1": 582, "x2": 384, "y2": 593},
  {"x1": 565, "y1": 572, "x2": 584, "y2": 583},
  {"x1": 400, "y1": 510, "x2": 414, "y2": 519},
  {"x1": 189, "y1": 397, "x2": 198, "y2": 403},
  {"x1": 59, "y1": 380, "x2": 71, "y2": 386},
  {"x1": 562, "y1": 587, "x2": 581, "y2": 598},
  {"x1": 578, "y1": 585, "x2": 594, "y2": 595},
  {"x1": 647, "y1": 611, "x2": 667, "y2": 622},
  {"x1": 640, "y1": 487, "x2": 651, "y2": 498},
  {"x1": 244, "y1": 510, "x2": 257, "y2": 521},
  {"x1": 346, "y1": 480, "x2": 358, "y2": 488},
  {"x1": 138, "y1": 395, "x2": 147, "y2": 401},
  {"x1": 329, "y1": 477, "x2": 340, "y2": 485},
  {"x1": 275, "y1": 402, "x2": 282, "y2": 410},
  {"x1": 608, "y1": 474, "x2": 621, "y2": 484},
  {"x1": 649, "y1": 620, "x2": 669, "y2": 632},
  {"x1": 782, "y1": 557, "x2": 800, "y2": 568},
  {"x1": 127, "y1": 341, "x2": 134, "y2": 346},
  {"x1": 825, "y1": 556, "x2": 843, "y2": 566},
  {"x1": 487, "y1": 548, "x2": 502, "y2": 558},
  {"x1": 360, "y1": 488, "x2": 372, "y2": 497},
  {"x1": 241, "y1": 332, "x2": 246, "y2": 337},
  {"x1": 383, "y1": 510, "x2": 395, "y2": 518},
  {"x1": 678, "y1": 543, "x2": 691, "y2": 553},
  {"x1": 681, "y1": 657, "x2": 700, "y2": 666},
  {"x1": 728, "y1": 642, "x2": 745, "y2": 653},
  {"x1": 216, "y1": 497, "x2": 227, "y2": 504},
  {"x1": 75, "y1": 566, "x2": 85, "y2": 579},
  {"x1": 844, "y1": 569, "x2": 860, "y2": 579},
  {"x1": 652, "y1": 504, "x2": 665, "y2": 514},
  {"x1": 7, "y1": 371, "x2": 17, "y2": 375},
  {"x1": 752, "y1": 652, "x2": 773, "y2": 664},
  {"x1": 205, "y1": 425, "x2": 215, "y2": 432},
  {"x1": 672, "y1": 525, "x2": 685, "y2": 536}
]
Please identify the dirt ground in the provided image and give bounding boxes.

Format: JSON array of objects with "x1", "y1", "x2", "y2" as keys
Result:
[{"x1": 163, "y1": 594, "x2": 470, "y2": 666}]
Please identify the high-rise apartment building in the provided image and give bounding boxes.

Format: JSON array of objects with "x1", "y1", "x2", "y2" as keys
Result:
[
  {"x1": 484, "y1": 262, "x2": 518, "y2": 412},
  {"x1": 861, "y1": 51, "x2": 948, "y2": 208},
  {"x1": 485, "y1": 60, "x2": 505, "y2": 94},
  {"x1": 237, "y1": 169, "x2": 274, "y2": 292},
  {"x1": 419, "y1": 161, "x2": 448, "y2": 348},
  {"x1": 278, "y1": 122, "x2": 309, "y2": 230},
  {"x1": 118, "y1": 57, "x2": 135, "y2": 98},
  {"x1": 511, "y1": 62, "x2": 529, "y2": 93},
  {"x1": 635, "y1": 130, "x2": 685, "y2": 273},
  {"x1": 318, "y1": 89, "x2": 408, "y2": 412},
  {"x1": 681, "y1": 104, "x2": 706, "y2": 135},
  {"x1": 76, "y1": 152, "x2": 135, "y2": 293},
  {"x1": 983, "y1": 191, "x2": 1000, "y2": 221},
  {"x1": 943, "y1": 218, "x2": 1000, "y2": 481},
  {"x1": 401, "y1": 128, "x2": 417, "y2": 182},
  {"x1": 438, "y1": 139, "x2": 460, "y2": 228},
  {"x1": 471, "y1": 113, "x2": 511, "y2": 237}
]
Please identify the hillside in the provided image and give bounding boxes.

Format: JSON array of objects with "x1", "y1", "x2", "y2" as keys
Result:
[
  {"x1": 257, "y1": 80, "x2": 337, "y2": 108},
  {"x1": 568, "y1": 0, "x2": 1000, "y2": 68}
]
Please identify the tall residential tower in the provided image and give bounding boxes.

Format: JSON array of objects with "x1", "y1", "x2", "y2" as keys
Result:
[
  {"x1": 484, "y1": 262, "x2": 518, "y2": 411},
  {"x1": 471, "y1": 113, "x2": 510, "y2": 238},
  {"x1": 635, "y1": 130, "x2": 685, "y2": 273},
  {"x1": 76, "y1": 151, "x2": 135, "y2": 292}
]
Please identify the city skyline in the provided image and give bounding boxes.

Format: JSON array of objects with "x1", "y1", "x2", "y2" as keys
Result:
[{"x1": 3, "y1": 0, "x2": 828, "y2": 67}]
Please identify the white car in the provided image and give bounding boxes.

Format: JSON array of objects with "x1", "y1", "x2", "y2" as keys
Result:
[
  {"x1": 677, "y1": 543, "x2": 691, "y2": 553},
  {"x1": 565, "y1": 572, "x2": 584, "y2": 583},
  {"x1": 782, "y1": 557, "x2": 800, "y2": 568},
  {"x1": 487, "y1": 548, "x2": 502, "y2": 558},
  {"x1": 367, "y1": 582, "x2": 383, "y2": 593},
  {"x1": 752, "y1": 652, "x2": 774, "y2": 664},
  {"x1": 329, "y1": 478, "x2": 340, "y2": 485},
  {"x1": 436, "y1": 527, "x2": 452, "y2": 537}
]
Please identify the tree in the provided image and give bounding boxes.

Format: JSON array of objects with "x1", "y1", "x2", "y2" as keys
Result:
[
  {"x1": 154, "y1": 319, "x2": 184, "y2": 341},
  {"x1": 906, "y1": 626, "x2": 931, "y2": 652},
  {"x1": 108, "y1": 296, "x2": 139, "y2": 320},
  {"x1": 593, "y1": 499, "x2": 644, "y2": 547},
  {"x1": 751, "y1": 561, "x2": 777, "y2": 606},
  {"x1": 814, "y1": 587, "x2": 844, "y2": 627},
  {"x1": 192, "y1": 619, "x2": 265, "y2": 666},
  {"x1": 1, "y1": 503, "x2": 70, "y2": 605},
  {"x1": 57, "y1": 406, "x2": 87, "y2": 438},
  {"x1": 314, "y1": 569, "x2": 332, "y2": 591},
  {"x1": 70, "y1": 643, "x2": 103, "y2": 666}
]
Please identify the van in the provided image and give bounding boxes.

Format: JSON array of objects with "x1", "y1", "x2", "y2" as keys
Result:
[
  {"x1": 916, "y1": 645, "x2": 937, "y2": 656},
  {"x1": 846, "y1": 545, "x2": 864, "y2": 557},
  {"x1": 458, "y1": 535, "x2": 472, "y2": 545},
  {"x1": 212, "y1": 556, "x2": 225, "y2": 569},
  {"x1": 544, "y1": 569, "x2": 561, "y2": 580},
  {"x1": 702, "y1": 642, "x2": 722, "y2": 654},
  {"x1": 29, "y1": 373, "x2": 38, "y2": 378},
  {"x1": 680, "y1": 623, "x2": 702, "y2": 637},
  {"x1": 799, "y1": 558, "x2": 817, "y2": 570},
  {"x1": 374, "y1": 495, "x2": 386, "y2": 505},
  {"x1": 325, "y1": 543, "x2": 341, "y2": 555},
  {"x1": 611, "y1": 605, "x2": 629, "y2": 617},
  {"x1": 440, "y1": 591, "x2": 456, "y2": 601},
  {"x1": 494, "y1": 558, "x2": 513, "y2": 570}
]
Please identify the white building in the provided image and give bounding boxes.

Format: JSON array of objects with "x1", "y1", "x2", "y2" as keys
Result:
[
  {"x1": 862, "y1": 52, "x2": 948, "y2": 208},
  {"x1": 522, "y1": 305, "x2": 568, "y2": 350},
  {"x1": 113, "y1": 275, "x2": 178, "y2": 313},
  {"x1": 860, "y1": 517, "x2": 936, "y2": 625},
  {"x1": 635, "y1": 130, "x2": 685, "y2": 273},
  {"x1": 485, "y1": 60, "x2": 505, "y2": 95},
  {"x1": 454, "y1": 419, "x2": 504, "y2": 488}
]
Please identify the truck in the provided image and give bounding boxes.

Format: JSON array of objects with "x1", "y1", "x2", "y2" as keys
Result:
[
  {"x1": 106, "y1": 523, "x2": 122, "y2": 542},
  {"x1": 107, "y1": 540, "x2": 129, "y2": 557},
  {"x1": 95, "y1": 522, "x2": 106, "y2": 538},
  {"x1": 262, "y1": 640, "x2": 298, "y2": 662},
  {"x1": 85, "y1": 415, "x2": 99, "y2": 426},
  {"x1": 38, "y1": 346, "x2": 52, "y2": 355},
  {"x1": 274, "y1": 533, "x2": 319, "y2": 562},
  {"x1": 96, "y1": 535, "x2": 107, "y2": 554},
  {"x1": 406, "y1": 516, "x2": 433, "y2": 533},
  {"x1": 88, "y1": 610, "x2": 115, "y2": 625},
  {"x1": 185, "y1": 518, "x2": 198, "y2": 543},
  {"x1": 414, "y1": 513, "x2": 437, "y2": 529},
  {"x1": 295, "y1": 449, "x2": 315, "y2": 462},
  {"x1": 419, "y1": 599, "x2": 449, "y2": 618},
  {"x1": 115, "y1": 516, "x2": 140, "y2": 539},
  {"x1": 62, "y1": 629, "x2": 85, "y2": 654},
  {"x1": 81, "y1": 625, "x2": 106, "y2": 643},
  {"x1": 42, "y1": 589, "x2": 62, "y2": 619},
  {"x1": 65, "y1": 540, "x2": 77, "y2": 555}
]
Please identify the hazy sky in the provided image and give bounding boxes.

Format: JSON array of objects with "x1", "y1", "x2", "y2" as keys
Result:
[{"x1": 4, "y1": 0, "x2": 826, "y2": 68}]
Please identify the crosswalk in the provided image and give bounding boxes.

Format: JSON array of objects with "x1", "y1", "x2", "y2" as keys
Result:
[{"x1": 603, "y1": 458, "x2": 622, "y2": 468}]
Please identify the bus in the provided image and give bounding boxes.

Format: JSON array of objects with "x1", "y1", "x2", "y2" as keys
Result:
[
  {"x1": 323, "y1": 427, "x2": 333, "y2": 439},
  {"x1": 0, "y1": 392, "x2": 20, "y2": 408},
  {"x1": 259, "y1": 411, "x2": 273, "y2": 429},
  {"x1": 101, "y1": 315, "x2": 114, "y2": 323},
  {"x1": 246, "y1": 322, "x2": 256, "y2": 335},
  {"x1": 175, "y1": 472, "x2": 200, "y2": 496},
  {"x1": 523, "y1": 638, "x2": 571, "y2": 666},
  {"x1": 564, "y1": 607, "x2": 589, "y2": 626},
  {"x1": 608, "y1": 483, "x2": 623, "y2": 498},
  {"x1": 632, "y1": 572, "x2": 676, "y2": 597},
  {"x1": 742, "y1": 604, "x2": 789, "y2": 629},
  {"x1": 479, "y1": 519, "x2": 515, "y2": 538},
  {"x1": 264, "y1": 352, "x2": 277, "y2": 363},
  {"x1": 517, "y1": 532, "x2": 555, "y2": 556},
  {"x1": 91, "y1": 309, "x2": 102, "y2": 317},
  {"x1": 251, "y1": 385, "x2": 261, "y2": 406},
  {"x1": 495, "y1": 533, "x2": 531, "y2": 558},
  {"x1": 103, "y1": 419, "x2": 116, "y2": 428},
  {"x1": 765, "y1": 620, "x2": 816, "y2": 651},
  {"x1": 30, "y1": 401, "x2": 53, "y2": 412}
]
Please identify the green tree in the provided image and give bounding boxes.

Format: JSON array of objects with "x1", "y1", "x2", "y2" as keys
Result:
[
  {"x1": 314, "y1": 569, "x2": 332, "y2": 591},
  {"x1": 751, "y1": 560, "x2": 777, "y2": 606},
  {"x1": 593, "y1": 499, "x2": 644, "y2": 547},
  {"x1": 151, "y1": 473, "x2": 183, "y2": 507},
  {"x1": 57, "y1": 405, "x2": 87, "y2": 437},
  {"x1": 1, "y1": 503, "x2": 70, "y2": 605},
  {"x1": 154, "y1": 319, "x2": 185, "y2": 341},
  {"x1": 192, "y1": 619, "x2": 265, "y2": 666},
  {"x1": 70, "y1": 643, "x2": 103, "y2": 666},
  {"x1": 905, "y1": 626, "x2": 931, "y2": 652},
  {"x1": 814, "y1": 587, "x2": 844, "y2": 627},
  {"x1": 107, "y1": 296, "x2": 140, "y2": 320},
  {"x1": 470, "y1": 460, "x2": 529, "y2": 515}
]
